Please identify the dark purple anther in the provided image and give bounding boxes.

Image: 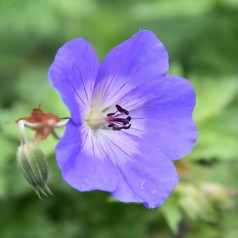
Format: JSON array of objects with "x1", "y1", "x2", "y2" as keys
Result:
[
  {"x1": 112, "y1": 125, "x2": 123, "y2": 131},
  {"x1": 126, "y1": 116, "x2": 131, "y2": 122},
  {"x1": 107, "y1": 105, "x2": 131, "y2": 131},
  {"x1": 107, "y1": 112, "x2": 116, "y2": 117},
  {"x1": 122, "y1": 124, "x2": 131, "y2": 129},
  {"x1": 116, "y1": 105, "x2": 129, "y2": 115}
]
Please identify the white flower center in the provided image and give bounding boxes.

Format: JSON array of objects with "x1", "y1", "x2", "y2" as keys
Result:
[{"x1": 85, "y1": 110, "x2": 106, "y2": 130}]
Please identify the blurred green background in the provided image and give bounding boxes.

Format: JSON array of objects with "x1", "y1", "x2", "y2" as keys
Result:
[{"x1": 0, "y1": 0, "x2": 238, "y2": 237}]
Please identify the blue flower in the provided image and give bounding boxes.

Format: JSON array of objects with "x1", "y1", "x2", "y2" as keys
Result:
[{"x1": 48, "y1": 29, "x2": 198, "y2": 208}]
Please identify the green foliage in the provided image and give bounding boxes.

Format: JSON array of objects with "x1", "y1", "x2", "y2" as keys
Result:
[
  {"x1": 0, "y1": 0, "x2": 238, "y2": 237},
  {"x1": 191, "y1": 76, "x2": 238, "y2": 160}
]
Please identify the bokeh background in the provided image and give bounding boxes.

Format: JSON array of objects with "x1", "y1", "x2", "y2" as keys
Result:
[{"x1": 1, "y1": 0, "x2": 238, "y2": 237}]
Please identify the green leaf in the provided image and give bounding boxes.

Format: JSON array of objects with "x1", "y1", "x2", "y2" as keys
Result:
[
  {"x1": 160, "y1": 194, "x2": 183, "y2": 234},
  {"x1": 192, "y1": 76, "x2": 238, "y2": 123},
  {"x1": 190, "y1": 97, "x2": 238, "y2": 160}
]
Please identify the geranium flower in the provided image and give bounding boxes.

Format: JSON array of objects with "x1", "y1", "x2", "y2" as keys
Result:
[{"x1": 48, "y1": 29, "x2": 197, "y2": 208}]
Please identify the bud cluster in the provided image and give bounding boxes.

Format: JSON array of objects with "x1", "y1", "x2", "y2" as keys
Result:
[{"x1": 15, "y1": 108, "x2": 68, "y2": 198}]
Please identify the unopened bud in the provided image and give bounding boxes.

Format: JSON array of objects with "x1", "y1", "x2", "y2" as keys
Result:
[{"x1": 17, "y1": 143, "x2": 52, "y2": 198}]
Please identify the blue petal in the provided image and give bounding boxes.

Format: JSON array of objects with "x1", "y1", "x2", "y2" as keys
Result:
[
  {"x1": 48, "y1": 39, "x2": 100, "y2": 123},
  {"x1": 56, "y1": 120, "x2": 118, "y2": 192},
  {"x1": 124, "y1": 75, "x2": 198, "y2": 160},
  {"x1": 99, "y1": 130, "x2": 178, "y2": 208},
  {"x1": 92, "y1": 29, "x2": 168, "y2": 110}
]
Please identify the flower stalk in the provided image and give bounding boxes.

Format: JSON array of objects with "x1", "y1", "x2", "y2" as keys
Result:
[
  {"x1": 22, "y1": 118, "x2": 69, "y2": 129},
  {"x1": 17, "y1": 120, "x2": 28, "y2": 144}
]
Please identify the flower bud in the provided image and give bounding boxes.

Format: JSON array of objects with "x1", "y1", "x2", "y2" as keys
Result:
[{"x1": 17, "y1": 143, "x2": 52, "y2": 198}]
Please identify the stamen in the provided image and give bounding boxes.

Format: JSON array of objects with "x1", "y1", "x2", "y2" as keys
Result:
[
  {"x1": 112, "y1": 125, "x2": 121, "y2": 131},
  {"x1": 126, "y1": 116, "x2": 131, "y2": 122},
  {"x1": 116, "y1": 105, "x2": 129, "y2": 115},
  {"x1": 122, "y1": 124, "x2": 131, "y2": 129},
  {"x1": 107, "y1": 112, "x2": 116, "y2": 117},
  {"x1": 107, "y1": 105, "x2": 131, "y2": 131}
]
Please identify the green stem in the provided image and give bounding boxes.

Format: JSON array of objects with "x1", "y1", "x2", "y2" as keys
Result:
[
  {"x1": 17, "y1": 120, "x2": 28, "y2": 144},
  {"x1": 51, "y1": 128, "x2": 61, "y2": 140},
  {"x1": 23, "y1": 119, "x2": 69, "y2": 129}
]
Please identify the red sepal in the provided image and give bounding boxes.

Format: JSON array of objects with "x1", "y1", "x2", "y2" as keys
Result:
[{"x1": 16, "y1": 107, "x2": 59, "y2": 143}]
